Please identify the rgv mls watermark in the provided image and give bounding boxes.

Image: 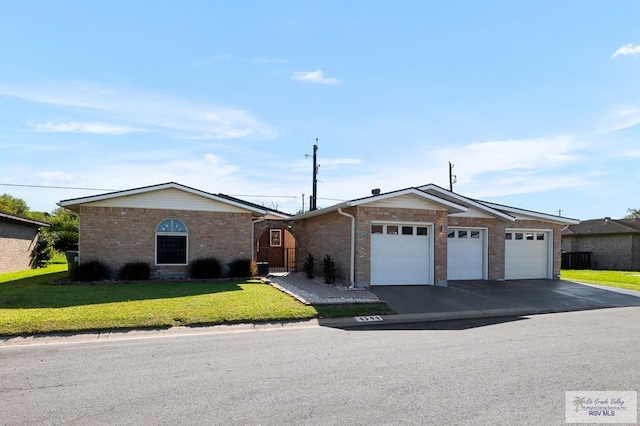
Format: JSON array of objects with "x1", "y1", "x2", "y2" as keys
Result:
[{"x1": 566, "y1": 391, "x2": 637, "y2": 424}]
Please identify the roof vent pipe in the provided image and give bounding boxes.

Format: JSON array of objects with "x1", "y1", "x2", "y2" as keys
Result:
[{"x1": 371, "y1": 188, "x2": 381, "y2": 196}]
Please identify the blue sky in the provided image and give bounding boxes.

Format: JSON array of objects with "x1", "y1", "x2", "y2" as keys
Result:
[{"x1": 1, "y1": 1, "x2": 639, "y2": 219}]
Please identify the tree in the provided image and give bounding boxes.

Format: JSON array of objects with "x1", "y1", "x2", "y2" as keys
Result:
[
  {"x1": 626, "y1": 208, "x2": 640, "y2": 218},
  {"x1": 0, "y1": 193, "x2": 30, "y2": 216},
  {"x1": 48, "y1": 207, "x2": 79, "y2": 251}
]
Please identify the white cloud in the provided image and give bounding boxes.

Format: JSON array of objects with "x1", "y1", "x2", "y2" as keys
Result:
[
  {"x1": 612, "y1": 43, "x2": 640, "y2": 58},
  {"x1": 39, "y1": 171, "x2": 73, "y2": 181},
  {"x1": 600, "y1": 107, "x2": 640, "y2": 132},
  {"x1": 0, "y1": 82, "x2": 276, "y2": 140},
  {"x1": 314, "y1": 136, "x2": 587, "y2": 202},
  {"x1": 27, "y1": 121, "x2": 143, "y2": 135},
  {"x1": 291, "y1": 70, "x2": 341, "y2": 85},
  {"x1": 432, "y1": 136, "x2": 581, "y2": 179}
]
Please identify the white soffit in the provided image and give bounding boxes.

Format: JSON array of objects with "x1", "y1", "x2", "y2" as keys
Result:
[
  {"x1": 366, "y1": 194, "x2": 452, "y2": 211},
  {"x1": 448, "y1": 207, "x2": 496, "y2": 219},
  {"x1": 59, "y1": 182, "x2": 267, "y2": 215},
  {"x1": 86, "y1": 188, "x2": 250, "y2": 213},
  {"x1": 352, "y1": 189, "x2": 467, "y2": 213}
]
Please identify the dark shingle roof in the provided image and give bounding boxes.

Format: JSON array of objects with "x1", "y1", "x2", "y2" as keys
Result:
[
  {"x1": 562, "y1": 217, "x2": 640, "y2": 235},
  {"x1": 0, "y1": 210, "x2": 50, "y2": 227}
]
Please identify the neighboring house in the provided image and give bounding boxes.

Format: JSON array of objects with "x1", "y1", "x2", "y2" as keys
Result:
[
  {"x1": 59, "y1": 182, "x2": 578, "y2": 284},
  {"x1": 561, "y1": 217, "x2": 640, "y2": 271},
  {"x1": 0, "y1": 210, "x2": 50, "y2": 273},
  {"x1": 58, "y1": 182, "x2": 284, "y2": 278}
]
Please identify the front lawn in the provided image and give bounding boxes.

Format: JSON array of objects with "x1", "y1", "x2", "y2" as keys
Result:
[
  {"x1": 0, "y1": 266, "x2": 390, "y2": 336},
  {"x1": 561, "y1": 269, "x2": 640, "y2": 291}
]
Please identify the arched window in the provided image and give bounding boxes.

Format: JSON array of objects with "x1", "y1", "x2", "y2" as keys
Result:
[{"x1": 156, "y1": 219, "x2": 188, "y2": 265}]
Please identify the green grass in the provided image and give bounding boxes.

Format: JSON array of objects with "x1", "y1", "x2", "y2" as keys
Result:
[
  {"x1": 561, "y1": 269, "x2": 640, "y2": 291},
  {"x1": 0, "y1": 265, "x2": 390, "y2": 336}
]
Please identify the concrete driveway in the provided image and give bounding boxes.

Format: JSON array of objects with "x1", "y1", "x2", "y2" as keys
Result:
[{"x1": 369, "y1": 279, "x2": 640, "y2": 315}]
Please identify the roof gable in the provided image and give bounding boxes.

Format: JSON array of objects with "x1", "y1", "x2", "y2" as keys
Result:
[
  {"x1": 59, "y1": 182, "x2": 268, "y2": 215},
  {"x1": 416, "y1": 184, "x2": 515, "y2": 221},
  {"x1": 294, "y1": 187, "x2": 467, "y2": 220}
]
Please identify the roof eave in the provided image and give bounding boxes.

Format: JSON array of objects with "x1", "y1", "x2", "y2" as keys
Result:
[
  {"x1": 58, "y1": 182, "x2": 269, "y2": 216},
  {"x1": 417, "y1": 184, "x2": 516, "y2": 221},
  {"x1": 481, "y1": 201, "x2": 580, "y2": 225}
]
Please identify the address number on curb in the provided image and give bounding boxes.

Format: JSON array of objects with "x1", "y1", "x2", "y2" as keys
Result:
[{"x1": 354, "y1": 315, "x2": 384, "y2": 323}]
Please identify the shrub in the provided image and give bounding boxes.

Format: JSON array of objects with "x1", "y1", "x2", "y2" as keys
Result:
[
  {"x1": 30, "y1": 232, "x2": 54, "y2": 269},
  {"x1": 228, "y1": 258, "x2": 253, "y2": 278},
  {"x1": 303, "y1": 251, "x2": 315, "y2": 279},
  {"x1": 75, "y1": 260, "x2": 110, "y2": 282},
  {"x1": 189, "y1": 257, "x2": 222, "y2": 279},
  {"x1": 322, "y1": 254, "x2": 337, "y2": 284},
  {"x1": 118, "y1": 261, "x2": 151, "y2": 281},
  {"x1": 52, "y1": 230, "x2": 79, "y2": 252}
]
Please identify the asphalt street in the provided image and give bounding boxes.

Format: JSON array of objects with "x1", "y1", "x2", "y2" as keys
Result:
[{"x1": 2, "y1": 307, "x2": 639, "y2": 425}]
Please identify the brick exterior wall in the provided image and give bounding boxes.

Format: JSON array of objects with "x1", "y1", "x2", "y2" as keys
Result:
[
  {"x1": 562, "y1": 234, "x2": 637, "y2": 271},
  {"x1": 0, "y1": 219, "x2": 39, "y2": 273},
  {"x1": 296, "y1": 209, "x2": 353, "y2": 282},
  {"x1": 79, "y1": 206, "x2": 253, "y2": 278},
  {"x1": 295, "y1": 207, "x2": 448, "y2": 286},
  {"x1": 293, "y1": 210, "x2": 564, "y2": 285}
]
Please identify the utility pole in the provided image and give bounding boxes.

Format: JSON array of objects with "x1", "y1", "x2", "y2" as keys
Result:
[
  {"x1": 311, "y1": 139, "x2": 319, "y2": 210},
  {"x1": 556, "y1": 209, "x2": 563, "y2": 217},
  {"x1": 449, "y1": 162, "x2": 457, "y2": 192}
]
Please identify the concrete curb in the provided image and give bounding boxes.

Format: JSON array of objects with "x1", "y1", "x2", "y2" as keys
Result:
[{"x1": 3, "y1": 305, "x2": 639, "y2": 347}]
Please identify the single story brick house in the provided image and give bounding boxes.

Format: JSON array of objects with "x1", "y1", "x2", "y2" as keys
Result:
[
  {"x1": 293, "y1": 184, "x2": 578, "y2": 287},
  {"x1": 58, "y1": 182, "x2": 286, "y2": 278},
  {"x1": 561, "y1": 217, "x2": 640, "y2": 271},
  {"x1": 59, "y1": 182, "x2": 578, "y2": 284},
  {"x1": 0, "y1": 210, "x2": 50, "y2": 273}
]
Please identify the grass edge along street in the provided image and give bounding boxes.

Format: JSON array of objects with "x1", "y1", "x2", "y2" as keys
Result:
[{"x1": 0, "y1": 265, "x2": 389, "y2": 336}]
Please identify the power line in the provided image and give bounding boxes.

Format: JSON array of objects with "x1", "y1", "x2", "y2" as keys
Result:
[
  {"x1": 0, "y1": 183, "x2": 346, "y2": 202},
  {"x1": 0, "y1": 183, "x2": 118, "y2": 191}
]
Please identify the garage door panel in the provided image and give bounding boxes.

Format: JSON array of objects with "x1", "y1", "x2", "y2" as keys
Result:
[
  {"x1": 447, "y1": 229, "x2": 485, "y2": 280},
  {"x1": 505, "y1": 231, "x2": 549, "y2": 279},
  {"x1": 371, "y1": 225, "x2": 432, "y2": 286}
]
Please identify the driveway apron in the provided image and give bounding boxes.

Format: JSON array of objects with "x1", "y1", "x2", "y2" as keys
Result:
[{"x1": 369, "y1": 280, "x2": 640, "y2": 315}]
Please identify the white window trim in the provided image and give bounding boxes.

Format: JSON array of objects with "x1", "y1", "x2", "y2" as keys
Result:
[{"x1": 155, "y1": 219, "x2": 189, "y2": 266}]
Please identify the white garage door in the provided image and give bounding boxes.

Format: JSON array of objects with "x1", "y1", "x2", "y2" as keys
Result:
[
  {"x1": 447, "y1": 228, "x2": 485, "y2": 280},
  {"x1": 505, "y1": 230, "x2": 550, "y2": 279},
  {"x1": 370, "y1": 224, "x2": 432, "y2": 286}
]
